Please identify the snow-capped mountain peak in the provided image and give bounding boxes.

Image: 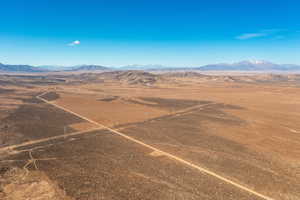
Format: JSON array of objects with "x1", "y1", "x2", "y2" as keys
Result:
[{"x1": 237, "y1": 60, "x2": 273, "y2": 65}]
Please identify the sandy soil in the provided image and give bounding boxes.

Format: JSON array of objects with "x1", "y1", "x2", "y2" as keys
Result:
[{"x1": 0, "y1": 168, "x2": 72, "y2": 200}]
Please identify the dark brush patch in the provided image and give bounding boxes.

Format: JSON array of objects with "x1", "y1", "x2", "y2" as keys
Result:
[
  {"x1": 39, "y1": 92, "x2": 60, "y2": 101},
  {"x1": 0, "y1": 88, "x2": 15, "y2": 94},
  {"x1": 1, "y1": 103, "x2": 83, "y2": 144},
  {"x1": 9, "y1": 96, "x2": 43, "y2": 104},
  {"x1": 128, "y1": 97, "x2": 211, "y2": 111},
  {"x1": 212, "y1": 103, "x2": 245, "y2": 110},
  {"x1": 97, "y1": 96, "x2": 119, "y2": 102}
]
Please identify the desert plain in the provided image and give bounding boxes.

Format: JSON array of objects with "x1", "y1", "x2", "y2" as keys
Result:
[{"x1": 0, "y1": 71, "x2": 300, "y2": 200}]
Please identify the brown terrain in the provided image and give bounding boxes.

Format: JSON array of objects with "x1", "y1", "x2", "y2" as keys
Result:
[{"x1": 0, "y1": 71, "x2": 300, "y2": 200}]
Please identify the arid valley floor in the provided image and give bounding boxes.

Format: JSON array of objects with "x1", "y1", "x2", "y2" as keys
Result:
[{"x1": 0, "y1": 71, "x2": 300, "y2": 200}]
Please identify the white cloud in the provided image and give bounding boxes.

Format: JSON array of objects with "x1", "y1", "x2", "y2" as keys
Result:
[
  {"x1": 236, "y1": 33, "x2": 267, "y2": 40},
  {"x1": 236, "y1": 29, "x2": 289, "y2": 40},
  {"x1": 68, "y1": 40, "x2": 81, "y2": 46}
]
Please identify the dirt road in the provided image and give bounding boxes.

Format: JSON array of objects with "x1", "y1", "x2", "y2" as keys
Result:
[{"x1": 35, "y1": 92, "x2": 274, "y2": 200}]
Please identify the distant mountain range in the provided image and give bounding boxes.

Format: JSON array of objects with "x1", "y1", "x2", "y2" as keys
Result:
[
  {"x1": 196, "y1": 60, "x2": 300, "y2": 71},
  {"x1": 1, "y1": 60, "x2": 300, "y2": 73},
  {"x1": 119, "y1": 64, "x2": 170, "y2": 70},
  {"x1": 63, "y1": 65, "x2": 109, "y2": 71},
  {"x1": 119, "y1": 61, "x2": 300, "y2": 71},
  {"x1": 0, "y1": 63, "x2": 47, "y2": 72},
  {"x1": 0, "y1": 63, "x2": 109, "y2": 73}
]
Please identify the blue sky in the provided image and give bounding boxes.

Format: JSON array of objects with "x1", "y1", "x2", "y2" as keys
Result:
[{"x1": 0, "y1": 0, "x2": 299, "y2": 66}]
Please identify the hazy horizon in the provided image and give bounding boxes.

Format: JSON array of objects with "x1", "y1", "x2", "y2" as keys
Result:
[{"x1": 1, "y1": 59, "x2": 300, "y2": 69}]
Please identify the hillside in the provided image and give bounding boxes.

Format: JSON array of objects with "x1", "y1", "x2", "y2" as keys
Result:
[
  {"x1": 98, "y1": 70, "x2": 161, "y2": 85},
  {"x1": 162, "y1": 71, "x2": 209, "y2": 78}
]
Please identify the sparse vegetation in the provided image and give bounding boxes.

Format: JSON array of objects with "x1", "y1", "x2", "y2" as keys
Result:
[{"x1": 0, "y1": 72, "x2": 300, "y2": 200}]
